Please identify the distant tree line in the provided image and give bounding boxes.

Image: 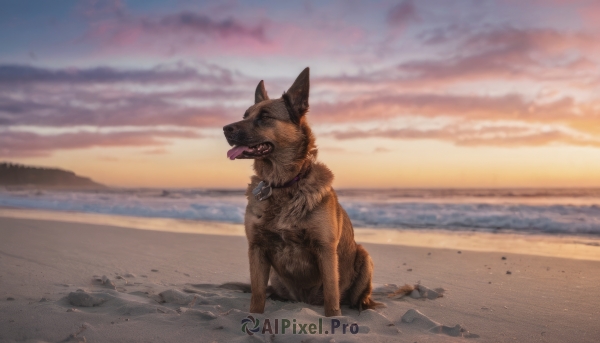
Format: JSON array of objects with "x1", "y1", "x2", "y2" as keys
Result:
[{"x1": 0, "y1": 162, "x2": 103, "y2": 187}]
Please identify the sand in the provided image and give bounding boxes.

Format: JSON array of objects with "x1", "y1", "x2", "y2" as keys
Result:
[{"x1": 1, "y1": 210, "x2": 599, "y2": 342}]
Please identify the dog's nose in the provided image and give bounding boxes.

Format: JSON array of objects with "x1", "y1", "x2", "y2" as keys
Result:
[{"x1": 223, "y1": 124, "x2": 236, "y2": 134}]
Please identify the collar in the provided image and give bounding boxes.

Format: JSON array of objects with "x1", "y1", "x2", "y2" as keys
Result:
[
  {"x1": 273, "y1": 162, "x2": 312, "y2": 189},
  {"x1": 252, "y1": 161, "x2": 312, "y2": 201}
]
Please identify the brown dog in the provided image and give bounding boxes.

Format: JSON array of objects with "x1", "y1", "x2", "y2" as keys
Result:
[{"x1": 223, "y1": 68, "x2": 379, "y2": 317}]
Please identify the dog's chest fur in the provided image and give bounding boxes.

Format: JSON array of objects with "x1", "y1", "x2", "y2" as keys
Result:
[
  {"x1": 246, "y1": 194, "x2": 321, "y2": 284},
  {"x1": 244, "y1": 163, "x2": 335, "y2": 286}
]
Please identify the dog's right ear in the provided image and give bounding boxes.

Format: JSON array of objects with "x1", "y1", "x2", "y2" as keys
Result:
[
  {"x1": 283, "y1": 67, "x2": 309, "y2": 124},
  {"x1": 255, "y1": 80, "x2": 269, "y2": 104}
]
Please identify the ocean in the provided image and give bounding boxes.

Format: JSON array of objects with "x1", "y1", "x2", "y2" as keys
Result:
[{"x1": 1, "y1": 187, "x2": 600, "y2": 236}]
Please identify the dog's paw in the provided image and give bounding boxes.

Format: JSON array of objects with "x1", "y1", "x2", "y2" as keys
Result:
[
  {"x1": 249, "y1": 302, "x2": 266, "y2": 314},
  {"x1": 324, "y1": 308, "x2": 342, "y2": 317}
]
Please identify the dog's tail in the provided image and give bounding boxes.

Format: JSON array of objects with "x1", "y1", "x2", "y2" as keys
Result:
[
  {"x1": 388, "y1": 284, "x2": 415, "y2": 298},
  {"x1": 359, "y1": 296, "x2": 384, "y2": 311}
]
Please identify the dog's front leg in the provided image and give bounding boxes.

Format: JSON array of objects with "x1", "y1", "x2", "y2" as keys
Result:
[
  {"x1": 318, "y1": 245, "x2": 342, "y2": 317},
  {"x1": 248, "y1": 245, "x2": 270, "y2": 314}
]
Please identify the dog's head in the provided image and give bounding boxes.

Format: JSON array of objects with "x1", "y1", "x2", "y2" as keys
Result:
[{"x1": 223, "y1": 68, "x2": 313, "y2": 162}]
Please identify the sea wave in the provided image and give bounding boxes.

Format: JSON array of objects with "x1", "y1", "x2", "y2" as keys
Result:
[
  {"x1": 1, "y1": 188, "x2": 599, "y2": 235},
  {"x1": 342, "y1": 201, "x2": 600, "y2": 234}
]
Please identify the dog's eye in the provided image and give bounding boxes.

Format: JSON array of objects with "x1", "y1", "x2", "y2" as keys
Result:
[{"x1": 255, "y1": 113, "x2": 273, "y2": 126}]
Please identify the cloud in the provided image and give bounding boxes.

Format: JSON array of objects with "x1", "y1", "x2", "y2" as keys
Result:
[
  {"x1": 0, "y1": 129, "x2": 200, "y2": 157},
  {"x1": 81, "y1": 7, "x2": 272, "y2": 56},
  {"x1": 1, "y1": 60, "x2": 599, "y2": 151},
  {"x1": 401, "y1": 26, "x2": 598, "y2": 84},
  {"x1": 312, "y1": 89, "x2": 600, "y2": 140},
  {"x1": 373, "y1": 147, "x2": 392, "y2": 153},
  {"x1": 3, "y1": 0, "x2": 600, "y2": 160},
  {"x1": 0, "y1": 64, "x2": 247, "y2": 128},
  {"x1": 76, "y1": 2, "x2": 369, "y2": 58},
  {"x1": 312, "y1": 26, "x2": 599, "y2": 97},
  {"x1": 312, "y1": 92, "x2": 584, "y2": 123},
  {"x1": 581, "y1": 3, "x2": 600, "y2": 28},
  {"x1": 141, "y1": 12, "x2": 266, "y2": 42},
  {"x1": 2, "y1": 63, "x2": 599, "y2": 143},
  {"x1": 387, "y1": 1, "x2": 419, "y2": 28},
  {"x1": 0, "y1": 64, "x2": 235, "y2": 85},
  {"x1": 307, "y1": 22, "x2": 600, "y2": 143},
  {"x1": 329, "y1": 125, "x2": 600, "y2": 147},
  {"x1": 0, "y1": 92, "x2": 238, "y2": 128}
]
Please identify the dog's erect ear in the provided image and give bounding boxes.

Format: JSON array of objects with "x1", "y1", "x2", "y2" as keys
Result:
[
  {"x1": 283, "y1": 67, "x2": 309, "y2": 124},
  {"x1": 255, "y1": 80, "x2": 269, "y2": 104}
]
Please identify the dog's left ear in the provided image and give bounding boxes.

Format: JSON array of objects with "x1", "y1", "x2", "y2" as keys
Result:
[
  {"x1": 283, "y1": 67, "x2": 309, "y2": 124},
  {"x1": 255, "y1": 80, "x2": 269, "y2": 104}
]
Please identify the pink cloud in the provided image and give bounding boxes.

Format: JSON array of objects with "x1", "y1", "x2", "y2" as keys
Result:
[
  {"x1": 311, "y1": 93, "x2": 581, "y2": 123},
  {"x1": 142, "y1": 12, "x2": 267, "y2": 41},
  {"x1": 398, "y1": 26, "x2": 598, "y2": 85},
  {"x1": 3, "y1": 62, "x2": 600, "y2": 146},
  {"x1": 78, "y1": 4, "x2": 367, "y2": 58},
  {"x1": 387, "y1": 1, "x2": 419, "y2": 29},
  {"x1": 80, "y1": 9, "x2": 275, "y2": 57},
  {"x1": 580, "y1": 2, "x2": 600, "y2": 29},
  {"x1": 328, "y1": 125, "x2": 600, "y2": 147},
  {"x1": 0, "y1": 64, "x2": 244, "y2": 128},
  {"x1": 0, "y1": 130, "x2": 200, "y2": 157}
]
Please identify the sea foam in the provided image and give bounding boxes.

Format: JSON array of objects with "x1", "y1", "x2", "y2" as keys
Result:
[{"x1": 1, "y1": 188, "x2": 599, "y2": 235}]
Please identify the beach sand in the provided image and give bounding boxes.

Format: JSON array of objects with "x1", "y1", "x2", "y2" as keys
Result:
[{"x1": 0, "y1": 209, "x2": 599, "y2": 342}]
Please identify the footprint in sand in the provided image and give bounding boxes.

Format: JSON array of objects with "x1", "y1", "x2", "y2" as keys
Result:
[
  {"x1": 401, "y1": 309, "x2": 479, "y2": 338},
  {"x1": 159, "y1": 289, "x2": 197, "y2": 305},
  {"x1": 178, "y1": 308, "x2": 218, "y2": 320}
]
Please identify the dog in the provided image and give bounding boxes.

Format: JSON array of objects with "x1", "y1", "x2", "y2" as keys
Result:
[{"x1": 223, "y1": 67, "x2": 380, "y2": 317}]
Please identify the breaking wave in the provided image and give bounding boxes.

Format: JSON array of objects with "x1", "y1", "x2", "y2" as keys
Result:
[{"x1": 1, "y1": 187, "x2": 599, "y2": 235}]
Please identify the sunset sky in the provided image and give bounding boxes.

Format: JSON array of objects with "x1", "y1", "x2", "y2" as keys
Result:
[{"x1": 1, "y1": 0, "x2": 600, "y2": 188}]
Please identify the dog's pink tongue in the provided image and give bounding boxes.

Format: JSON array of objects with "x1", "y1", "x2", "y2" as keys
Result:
[{"x1": 227, "y1": 146, "x2": 249, "y2": 160}]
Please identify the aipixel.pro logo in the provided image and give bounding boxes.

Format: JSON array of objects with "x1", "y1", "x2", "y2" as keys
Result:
[{"x1": 241, "y1": 316, "x2": 360, "y2": 336}]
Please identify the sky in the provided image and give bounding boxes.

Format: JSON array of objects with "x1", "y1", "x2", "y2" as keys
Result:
[{"x1": 1, "y1": 0, "x2": 600, "y2": 188}]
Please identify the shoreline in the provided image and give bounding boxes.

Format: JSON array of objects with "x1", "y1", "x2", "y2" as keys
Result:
[{"x1": 1, "y1": 207, "x2": 599, "y2": 261}]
